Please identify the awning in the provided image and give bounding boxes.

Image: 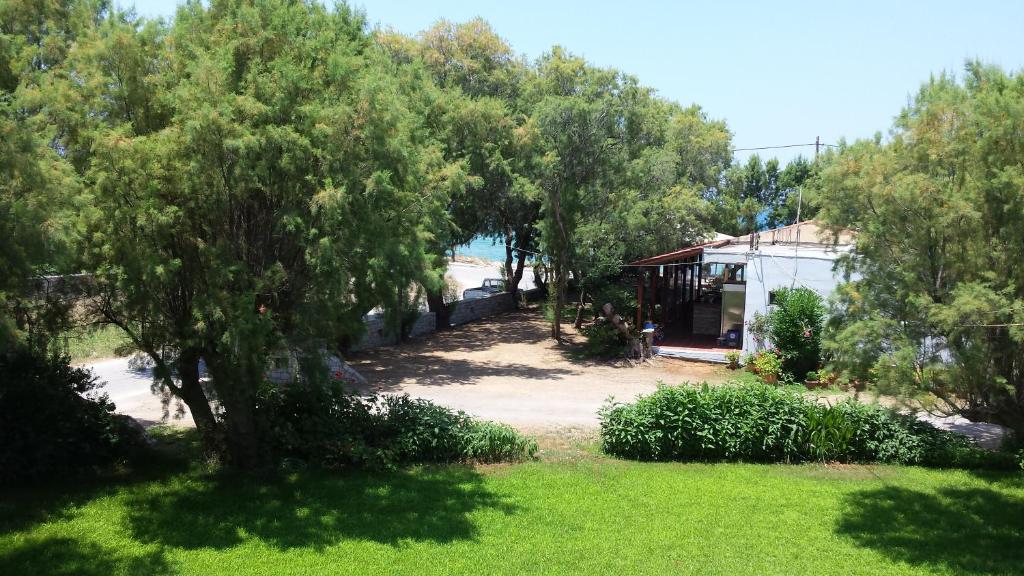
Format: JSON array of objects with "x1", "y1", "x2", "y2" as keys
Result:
[{"x1": 628, "y1": 239, "x2": 731, "y2": 266}]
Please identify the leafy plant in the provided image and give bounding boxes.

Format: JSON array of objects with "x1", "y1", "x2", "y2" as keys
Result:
[
  {"x1": 579, "y1": 320, "x2": 626, "y2": 358},
  {"x1": 257, "y1": 381, "x2": 537, "y2": 468},
  {"x1": 768, "y1": 288, "x2": 825, "y2": 380},
  {"x1": 0, "y1": 349, "x2": 149, "y2": 484},
  {"x1": 464, "y1": 421, "x2": 539, "y2": 463},
  {"x1": 725, "y1": 350, "x2": 741, "y2": 370},
  {"x1": 599, "y1": 382, "x2": 1014, "y2": 469},
  {"x1": 750, "y1": 350, "x2": 783, "y2": 383}
]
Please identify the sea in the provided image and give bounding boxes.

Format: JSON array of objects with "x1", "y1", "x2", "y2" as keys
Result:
[{"x1": 454, "y1": 236, "x2": 508, "y2": 262}]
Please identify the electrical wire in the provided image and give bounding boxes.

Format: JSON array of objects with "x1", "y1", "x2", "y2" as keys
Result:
[{"x1": 737, "y1": 141, "x2": 839, "y2": 151}]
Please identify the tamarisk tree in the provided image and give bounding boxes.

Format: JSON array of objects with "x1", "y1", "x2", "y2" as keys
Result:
[
  {"x1": 817, "y1": 63, "x2": 1024, "y2": 440},
  {"x1": 57, "y1": 0, "x2": 452, "y2": 466}
]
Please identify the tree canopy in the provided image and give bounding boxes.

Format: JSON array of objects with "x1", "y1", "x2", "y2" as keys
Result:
[{"x1": 816, "y1": 63, "x2": 1024, "y2": 438}]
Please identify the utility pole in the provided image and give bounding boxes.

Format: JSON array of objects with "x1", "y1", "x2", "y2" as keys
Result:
[{"x1": 815, "y1": 135, "x2": 820, "y2": 158}]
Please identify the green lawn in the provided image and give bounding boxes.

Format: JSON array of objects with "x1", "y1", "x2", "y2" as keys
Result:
[{"x1": 2, "y1": 452, "x2": 1022, "y2": 576}]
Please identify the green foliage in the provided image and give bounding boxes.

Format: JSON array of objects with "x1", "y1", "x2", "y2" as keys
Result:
[
  {"x1": 600, "y1": 382, "x2": 1013, "y2": 468},
  {"x1": 709, "y1": 155, "x2": 819, "y2": 236},
  {"x1": 579, "y1": 320, "x2": 626, "y2": 358},
  {"x1": 725, "y1": 350, "x2": 741, "y2": 370},
  {"x1": 62, "y1": 324, "x2": 133, "y2": 363},
  {"x1": 463, "y1": 421, "x2": 539, "y2": 463},
  {"x1": 767, "y1": 287, "x2": 825, "y2": 380},
  {"x1": 815, "y1": 63, "x2": 1024, "y2": 439},
  {"x1": 257, "y1": 380, "x2": 537, "y2": 468},
  {"x1": 748, "y1": 350, "x2": 783, "y2": 382},
  {"x1": 0, "y1": 348, "x2": 148, "y2": 484}
]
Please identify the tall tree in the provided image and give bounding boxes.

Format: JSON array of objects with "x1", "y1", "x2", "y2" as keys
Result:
[
  {"x1": 52, "y1": 0, "x2": 452, "y2": 465},
  {"x1": 0, "y1": 0, "x2": 95, "y2": 348},
  {"x1": 380, "y1": 19, "x2": 541, "y2": 299},
  {"x1": 817, "y1": 63, "x2": 1024, "y2": 440}
]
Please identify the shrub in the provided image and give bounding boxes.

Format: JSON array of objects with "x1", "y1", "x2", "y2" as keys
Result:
[
  {"x1": 749, "y1": 350, "x2": 783, "y2": 383},
  {"x1": 464, "y1": 421, "x2": 539, "y2": 463},
  {"x1": 599, "y1": 382, "x2": 1015, "y2": 469},
  {"x1": 258, "y1": 380, "x2": 536, "y2": 468},
  {"x1": 768, "y1": 288, "x2": 825, "y2": 380},
  {"x1": 725, "y1": 351, "x2": 741, "y2": 370},
  {"x1": 580, "y1": 320, "x2": 626, "y2": 358},
  {"x1": 599, "y1": 383, "x2": 809, "y2": 462},
  {"x1": 0, "y1": 349, "x2": 148, "y2": 484}
]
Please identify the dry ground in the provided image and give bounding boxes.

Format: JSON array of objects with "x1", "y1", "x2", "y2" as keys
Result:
[{"x1": 349, "y1": 308, "x2": 732, "y2": 432}]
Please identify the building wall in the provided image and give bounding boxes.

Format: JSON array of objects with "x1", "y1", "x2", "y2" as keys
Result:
[{"x1": 740, "y1": 252, "x2": 845, "y2": 354}]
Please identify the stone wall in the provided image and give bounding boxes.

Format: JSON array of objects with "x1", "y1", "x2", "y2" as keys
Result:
[
  {"x1": 447, "y1": 293, "x2": 517, "y2": 326},
  {"x1": 351, "y1": 311, "x2": 436, "y2": 352}
]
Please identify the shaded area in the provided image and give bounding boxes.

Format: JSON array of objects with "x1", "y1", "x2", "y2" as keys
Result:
[
  {"x1": 395, "y1": 310, "x2": 551, "y2": 353},
  {"x1": 125, "y1": 465, "x2": 517, "y2": 550},
  {"x1": 0, "y1": 536, "x2": 174, "y2": 576},
  {"x1": 836, "y1": 485, "x2": 1024, "y2": 575},
  {"x1": 355, "y1": 355, "x2": 578, "y2": 390},
  {"x1": 0, "y1": 443, "x2": 192, "y2": 536}
]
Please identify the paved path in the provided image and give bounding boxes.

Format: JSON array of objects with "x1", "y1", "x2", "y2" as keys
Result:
[{"x1": 88, "y1": 356, "x2": 193, "y2": 427}]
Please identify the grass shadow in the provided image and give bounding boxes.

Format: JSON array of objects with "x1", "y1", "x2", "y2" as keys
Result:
[
  {"x1": 0, "y1": 536, "x2": 174, "y2": 576},
  {"x1": 0, "y1": 430, "x2": 195, "y2": 536},
  {"x1": 836, "y1": 485, "x2": 1024, "y2": 575},
  {"x1": 124, "y1": 464, "x2": 517, "y2": 550}
]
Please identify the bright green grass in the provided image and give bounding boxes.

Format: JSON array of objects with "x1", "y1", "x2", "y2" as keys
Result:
[
  {"x1": 63, "y1": 325, "x2": 131, "y2": 364},
  {"x1": 2, "y1": 457, "x2": 1022, "y2": 575}
]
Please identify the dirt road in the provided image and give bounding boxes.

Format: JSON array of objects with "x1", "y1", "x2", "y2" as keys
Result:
[{"x1": 349, "y1": 310, "x2": 730, "y2": 430}]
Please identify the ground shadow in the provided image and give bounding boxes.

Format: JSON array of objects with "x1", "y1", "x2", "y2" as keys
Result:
[
  {"x1": 0, "y1": 447, "x2": 191, "y2": 536},
  {"x1": 355, "y1": 355, "x2": 578, "y2": 391},
  {"x1": 124, "y1": 465, "x2": 517, "y2": 550},
  {"x1": 836, "y1": 485, "x2": 1024, "y2": 575},
  {"x1": 0, "y1": 536, "x2": 174, "y2": 576}
]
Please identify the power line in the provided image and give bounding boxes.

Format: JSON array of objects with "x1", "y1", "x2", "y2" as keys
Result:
[{"x1": 732, "y1": 142, "x2": 838, "y2": 152}]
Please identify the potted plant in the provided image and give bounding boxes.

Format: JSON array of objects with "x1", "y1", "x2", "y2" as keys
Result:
[
  {"x1": 751, "y1": 350, "x2": 783, "y2": 385},
  {"x1": 804, "y1": 370, "x2": 821, "y2": 389},
  {"x1": 725, "y1": 350, "x2": 741, "y2": 370}
]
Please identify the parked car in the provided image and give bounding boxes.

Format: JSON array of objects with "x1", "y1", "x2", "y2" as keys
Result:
[{"x1": 462, "y1": 278, "x2": 506, "y2": 300}]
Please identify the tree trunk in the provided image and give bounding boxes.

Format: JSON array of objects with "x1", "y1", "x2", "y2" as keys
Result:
[
  {"x1": 177, "y1": 348, "x2": 221, "y2": 454},
  {"x1": 425, "y1": 288, "x2": 450, "y2": 330},
  {"x1": 503, "y1": 240, "x2": 515, "y2": 291},
  {"x1": 601, "y1": 303, "x2": 644, "y2": 358},
  {"x1": 573, "y1": 289, "x2": 587, "y2": 329},
  {"x1": 204, "y1": 352, "x2": 267, "y2": 469}
]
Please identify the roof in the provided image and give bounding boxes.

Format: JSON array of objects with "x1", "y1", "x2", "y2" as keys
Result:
[
  {"x1": 628, "y1": 221, "x2": 854, "y2": 267},
  {"x1": 731, "y1": 220, "x2": 855, "y2": 247},
  {"x1": 629, "y1": 239, "x2": 731, "y2": 266},
  {"x1": 706, "y1": 241, "x2": 853, "y2": 261}
]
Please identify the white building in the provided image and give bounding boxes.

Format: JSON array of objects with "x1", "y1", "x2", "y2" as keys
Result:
[{"x1": 629, "y1": 221, "x2": 854, "y2": 362}]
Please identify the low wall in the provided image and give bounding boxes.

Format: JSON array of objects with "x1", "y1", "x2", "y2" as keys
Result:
[
  {"x1": 351, "y1": 311, "x2": 436, "y2": 352},
  {"x1": 352, "y1": 288, "x2": 541, "y2": 351},
  {"x1": 448, "y1": 293, "x2": 517, "y2": 326}
]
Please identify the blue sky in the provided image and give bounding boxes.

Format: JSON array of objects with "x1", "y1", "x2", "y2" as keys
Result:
[{"x1": 127, "y1": 0, "x2": 1024, "y2": 164}]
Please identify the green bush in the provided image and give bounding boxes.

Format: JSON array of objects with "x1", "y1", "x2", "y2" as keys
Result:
[
  {"x1": 768, "y1": 288, "x2": 825, "y2": 380},
  {"x1": 258, "y1": 380, "x2": 536, "y2": 468},
  {"x1": 0, "y1": 350, "x2": 149, "y2": 484},
  {"x1": 749, "y1": 350, "x2": 783, "y2": 383},
  {"x1": 599, "y1": 382, "x2": 1014, "y2": 469},
  {"x1": 579, "y1": 320, "x2": 626, "y2": 358},
  {"x1": 464, "y1": 421, "x2": 539, "y2": 463}
]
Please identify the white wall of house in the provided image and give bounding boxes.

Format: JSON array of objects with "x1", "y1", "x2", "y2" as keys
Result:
[{"x1": 704, "y1": 244, "x2": 852, "y2": 354}]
